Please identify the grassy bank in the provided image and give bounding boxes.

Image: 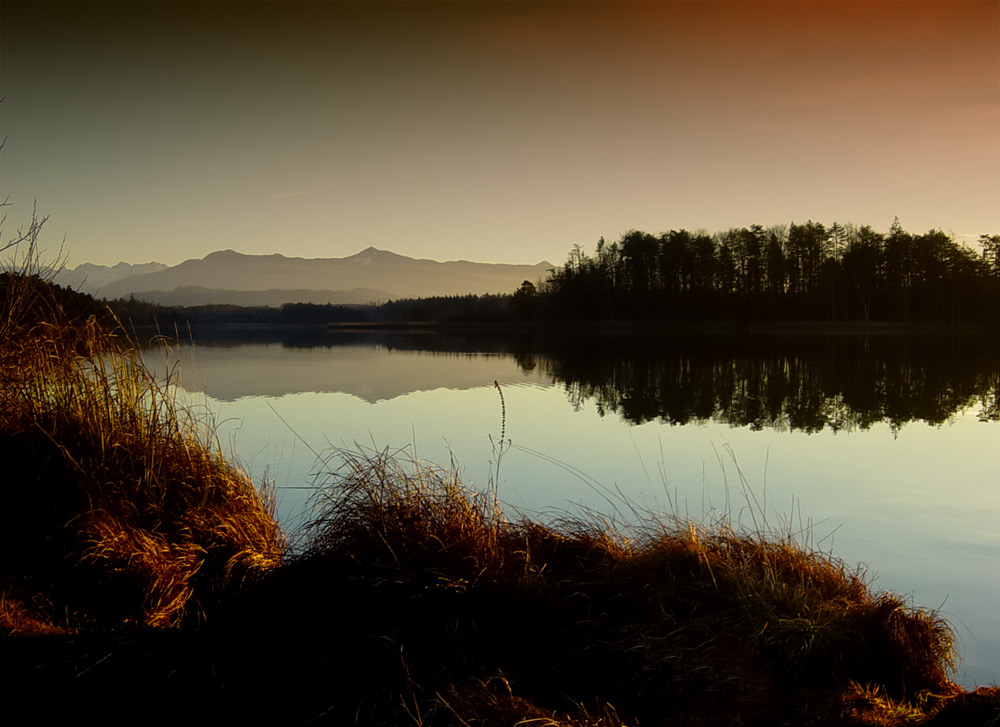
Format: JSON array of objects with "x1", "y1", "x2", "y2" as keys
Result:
[
  {"x1": 1, "y1": 269, "x2": 996, "y2": 724},
  {"x1": 0, "y1": 268, "x2": 284, "y2": 631}
]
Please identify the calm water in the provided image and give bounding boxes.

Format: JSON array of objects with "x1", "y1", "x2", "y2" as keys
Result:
[{"x1": 145, "y1": 327, "x2": 999, "y2": 688}]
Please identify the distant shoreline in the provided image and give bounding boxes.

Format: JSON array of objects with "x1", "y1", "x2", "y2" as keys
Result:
[
  {"x1": 324, "y1": 319, "x2": 992, "y2": 336},
  {"x1": 128, "y1": 317, "x2": 996, "y2": 339}
]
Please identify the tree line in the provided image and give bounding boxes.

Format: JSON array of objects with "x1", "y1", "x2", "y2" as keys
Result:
[
  {"x1": 99, "y1": 219, "x2": 998, "y2": 328},
  {"x1": 545, "y1": 221, "x2": 1000, "y2": 324}
]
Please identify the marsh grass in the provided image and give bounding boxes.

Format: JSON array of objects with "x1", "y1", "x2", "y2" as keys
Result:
[
  {"x1": 0, "y1": 264, "x2": 283, "y2": 632},
  {"x1": 207, "y1": 444, "x2": 965, "y2": 724}
]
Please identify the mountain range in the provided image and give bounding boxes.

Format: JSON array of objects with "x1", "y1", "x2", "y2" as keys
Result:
[
  {"x1": 53, "y1": 261, "x2": 170, "y2": 292},
  {"x1": 53, "y1": 248, "x2": 553, "y2": 307}
]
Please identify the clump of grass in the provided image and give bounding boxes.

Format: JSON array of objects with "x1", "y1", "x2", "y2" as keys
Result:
[
  {"x1": 0, "y1": 264, "x2": 284, "y2": 632},
  {"x1": 217, "y1": 445, "x2": 959, "y2": 725}
]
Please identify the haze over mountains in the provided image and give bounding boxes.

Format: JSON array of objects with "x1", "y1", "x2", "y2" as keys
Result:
[
  {"x1": 53, "y1": 261, "x2": 169, "y2": 292},
  {"x1": 53, "y1": 248, "x2": 553, "y2": 307}
]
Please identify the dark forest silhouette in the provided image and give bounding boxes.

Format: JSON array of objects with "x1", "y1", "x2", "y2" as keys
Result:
[{"x1": 545, "y1": 221, "x2": 1000, "y2": 324}]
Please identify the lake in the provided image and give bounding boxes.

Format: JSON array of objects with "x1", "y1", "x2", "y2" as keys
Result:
[{"x1": 144, "y1": 326, "x2": 999, "y2": 689}]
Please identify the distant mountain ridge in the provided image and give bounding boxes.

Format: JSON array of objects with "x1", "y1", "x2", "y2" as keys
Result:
[
  {"x1": 61, "y1": 248, "x2": 553, "y2": 307},
  {"x1": 52, "y1": 261, "x2": 168, "y2": 294}
]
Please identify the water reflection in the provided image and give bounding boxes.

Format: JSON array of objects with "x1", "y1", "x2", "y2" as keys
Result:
[
  {"x1": 529, "y1": 334, "x2": 1000, "y2": 434},
  {"x1": 169, "y1": 326, "x2": 999, "y2": 433}
]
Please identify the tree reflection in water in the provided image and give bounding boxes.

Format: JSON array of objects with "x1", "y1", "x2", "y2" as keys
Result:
[
  {"x1": 172, "y1": 325, "x2": 1000, "y2": 434},
  {"x1": 511, "y1": 331, "x2": 1000, "y2": 435}
]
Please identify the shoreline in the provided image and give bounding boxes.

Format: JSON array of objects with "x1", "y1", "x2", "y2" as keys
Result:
[{"x1": 146, "y1": 316, "x2": 998, "y2": 338}]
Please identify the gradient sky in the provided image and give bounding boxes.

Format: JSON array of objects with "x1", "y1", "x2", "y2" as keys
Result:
[{"x1": 1, "y1": 1, "x2": 998, "y2": 268}]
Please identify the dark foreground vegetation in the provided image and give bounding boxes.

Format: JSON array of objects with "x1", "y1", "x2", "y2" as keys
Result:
[{"x1": 2, "y1": 256, "x2": 998, "y2": 721}]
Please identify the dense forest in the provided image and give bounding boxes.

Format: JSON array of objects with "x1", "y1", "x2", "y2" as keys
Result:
[
  {"x1": 102, "y1": 220, "x2": 999, "y2": 328},
  {"x1": 545, "y1": 221, "x2": 1000, "y2": 323}
]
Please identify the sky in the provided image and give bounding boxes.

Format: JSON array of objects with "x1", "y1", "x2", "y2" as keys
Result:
[{"x1": 1, "y1": 0, "x2": 998, "y2": 268}]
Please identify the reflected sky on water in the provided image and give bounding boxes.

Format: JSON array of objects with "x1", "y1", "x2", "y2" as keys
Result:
[{"x1": 144, "y1": 328, "x2": 999, "y2": 688}]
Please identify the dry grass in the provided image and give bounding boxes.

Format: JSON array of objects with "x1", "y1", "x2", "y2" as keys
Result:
[
  {"x1": 209, "y1": 445, "x2": 962, "y2": 725},
  {"x1": 0, "y1": 266, "x2": 284, "y2": 632}
]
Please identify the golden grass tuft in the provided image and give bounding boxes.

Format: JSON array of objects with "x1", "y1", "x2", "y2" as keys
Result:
[
  {"x1": 0, "y1": 590, "x2": 71, "y2": 636},
  {"x1": 0, "y1": 269, "x2": 284, "y2": 632},
  {"x1": 212, "y1": 445, "x2": 960, "y2": 724}
]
